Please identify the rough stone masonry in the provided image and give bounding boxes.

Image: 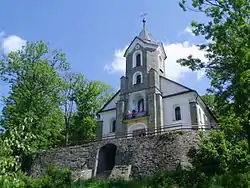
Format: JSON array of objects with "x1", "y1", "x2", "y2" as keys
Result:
[{"x1": 30, "y1": 131, "x2": 199, "y2": 180}]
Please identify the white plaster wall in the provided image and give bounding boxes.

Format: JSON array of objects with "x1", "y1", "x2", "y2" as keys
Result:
[
  {"x1": 103, "y1": 92, "x2": 120, "y2": 110},
  {"x1": 99, "y1": 110, "x2": 116, "y2": 137},
  {"x1": 197, "y1": 98, "x2": 216, "y2": 127},
  {"x1": 197, "y1": 105, "x2": 205, "y2": 126},
  {"x1": 163, "y1": 92, "x2": 195, "y2": 129},
  {"x1": 160, "y1": 77, "x2": 189, "y2": 96}
]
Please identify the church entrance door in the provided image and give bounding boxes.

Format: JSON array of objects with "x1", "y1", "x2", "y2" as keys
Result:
[{"x1": 96, "y1": 143, "x2": 117, "y2": 177}]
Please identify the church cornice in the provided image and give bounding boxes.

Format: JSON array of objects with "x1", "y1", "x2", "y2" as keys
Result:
[
  {"x1": 123, "y1": 37, "x2": 158, "y2": 57},
  {"x1": 162, "y1": 90, "x2": 194, "y2": 98}
]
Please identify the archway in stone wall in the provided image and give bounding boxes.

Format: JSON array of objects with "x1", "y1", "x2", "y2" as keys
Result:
[
  {"x1": 128, "y1": 123, "x2": 147, "y2": 137},
  {"x1": 97, "y1": 143, "x2": 117, "y2": 176}
]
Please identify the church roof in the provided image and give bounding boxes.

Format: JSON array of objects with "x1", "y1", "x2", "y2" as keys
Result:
[
  {"x1": 123, "y1": 19, "x2": 166, "y2": 57},
  {"x1": 137, "y1": 18, "x2": 158, "y2": 45},
  {"x1": 97, "y1": 90, "x2": 120, "y2": 114},
  {"x1": 138, "y1": 19, "x2": 153, "y2": 42}
]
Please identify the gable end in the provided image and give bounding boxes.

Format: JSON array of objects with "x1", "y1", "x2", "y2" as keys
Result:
[{"x1": 97, "y1": 90, "x2": 120, "y2": 114}]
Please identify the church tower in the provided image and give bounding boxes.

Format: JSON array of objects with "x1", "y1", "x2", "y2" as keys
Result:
[{"x1": 115, "y1": 18, "x2": 167, "y2": 137}]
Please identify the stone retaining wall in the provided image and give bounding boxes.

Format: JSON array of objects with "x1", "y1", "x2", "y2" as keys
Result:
[{"x1": 30, "y1": 131, "x2": 199, "y2": 179}]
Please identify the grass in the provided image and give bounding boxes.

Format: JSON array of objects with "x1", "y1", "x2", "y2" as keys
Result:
[{"x1": 70, "y1": 179, "x2": 149, "y2": 188}]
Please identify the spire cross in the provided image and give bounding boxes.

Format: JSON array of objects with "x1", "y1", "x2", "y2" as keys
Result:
[{"x1": 141, "y1": 13, "x2": 148, "y2": 28}]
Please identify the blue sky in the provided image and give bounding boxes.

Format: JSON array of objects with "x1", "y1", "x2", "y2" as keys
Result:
[{"x1": 0, "y1": 0, "x2": 210, "y2": 111}]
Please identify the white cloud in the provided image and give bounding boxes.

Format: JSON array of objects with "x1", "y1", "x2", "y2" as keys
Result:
[
  {"x1": 184, "y1": 26, "x2": 195, "y2": 36},
  {"x1": 1, "y1": 35, "x2": 26, "y2": 54},
  {"x1": 104, "y1": 46, "x2": 127, "y2": 74},
  {"x1": 163, "y1": 41, "x2": 206, "y2": 81},
  {"x1": 105, "y1": 41, "x2": 207, "y2": 81}
]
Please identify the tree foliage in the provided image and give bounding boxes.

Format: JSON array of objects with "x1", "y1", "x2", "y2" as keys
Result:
[
  {"x1": 178, "y1": 0, "x2": 250, "y2": 182},
  {"x1": 61, "y1": 72, "x2": 83, "y2": 146},
  {"x1": 0, "y1": 41, "x2": 69, "y2": 171},
  {"x1": 69, "y1": 79, "x2": 114, "y2": 144},
  {"x1": 0, "y1": 40, "x2": 114, "y2": 186},
  {"x1": 201, "y1": 93, "x2": 217, "y2": 115},
  {"x1": 178, "y1": 0, "x2": 250, "y2": 143}
]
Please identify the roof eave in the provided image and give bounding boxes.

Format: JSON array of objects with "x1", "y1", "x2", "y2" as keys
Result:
[{"x1": 97, "y1": 90, "x2": 120, "y2": 114}]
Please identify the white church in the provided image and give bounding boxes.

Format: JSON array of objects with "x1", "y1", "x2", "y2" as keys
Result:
[{"x1": 96, "y1": 19, "x2": 216, "y2": 139}]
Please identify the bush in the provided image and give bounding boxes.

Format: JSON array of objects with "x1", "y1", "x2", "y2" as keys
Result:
[
  {"x1": 0, "y1": 166, "x2": 71, "y2": 188},
  {"x1": 0, "y1": 173, "x2": 26, "y2": 188},
  {"x1": 41, "y1": 165, "x2": 71, "y2": 188}
]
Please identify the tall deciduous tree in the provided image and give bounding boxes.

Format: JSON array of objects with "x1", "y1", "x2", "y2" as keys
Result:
[
  {"x1": 62, "y1": 72, "x2": 81, "y2": 146},
  {"x1": 178, "y1": 0, "x2": 250, "y2": 140},
  {"x1": 69, "y1": 80, "x2": 113, "y2": 144},
  {"x1": 61, "y1": 72, "x2": 113, "y2": 145},
  {"x1": 0, "y1": 41, "x2": 69, "y2": 170}
]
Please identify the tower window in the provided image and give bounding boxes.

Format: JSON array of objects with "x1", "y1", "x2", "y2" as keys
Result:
[
  {"x1": 136, "y1": 54, "x2": 141, "y2": 67},
  {"x1": 137, "y1": 99, "x2": 144, "y2": 112},
  {"x1": 133, "y1": 50, "x2": 142, "y2": 68},
  {"x1": 175, "y1": 106, "x2": 181, "y2": 121},
  {"x1": 111, "y1": 120, "x2": 116, "y2": 133},
  {"x1": 133, "y1": 71, "x2": 143, "y2": 85},
  {"x1": 159, "y1": 55, "x2": 162, "y2": 62},
  {"x1": 136, "y1": 75, "x2": 141, "y2": 84}
]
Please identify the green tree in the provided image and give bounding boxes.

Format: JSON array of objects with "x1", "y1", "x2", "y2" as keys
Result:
[
  {"x1": 61, "y1": 72, "x2": 83, "y2": 146},
  {"x1": 61, "y1": 72, "x2": 113, "y2": 145},
  {"x1": 190, "y1": 115, "x2": 250, "y2": 176},
  {"x1": 201, "y1": 93, "x2": 217, "y2": 115},
  {"x1": 178, "y1": 0, "x2": 250, "y2": 142},
  {"x1": 69, "y1": 80, "x2": 113, "y2": 144},
  {"x1": 0, "y1": 41, "x2": 69, "y2": 171}
]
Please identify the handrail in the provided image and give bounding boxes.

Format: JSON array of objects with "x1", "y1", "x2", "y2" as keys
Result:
[
  {"x1": 66, "y1": 123, "x2": 218, "y2": 146},
  {"x1": 124, "y1": 110, "x2": 148, "y2": 120}
]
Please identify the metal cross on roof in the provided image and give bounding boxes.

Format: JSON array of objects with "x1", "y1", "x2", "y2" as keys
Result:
[{"x1": 141, "y1": 13, "x2": 148, "y2": 23}]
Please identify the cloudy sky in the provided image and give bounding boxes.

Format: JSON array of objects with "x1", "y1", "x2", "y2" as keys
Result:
[{"x1": 0, "y1": 0, "x2": 211, "y2": 110}]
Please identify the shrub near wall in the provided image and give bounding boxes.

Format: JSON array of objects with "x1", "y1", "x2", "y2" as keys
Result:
[{"x1": 0, "y1": 166, "x2": 71, "y2": 188}]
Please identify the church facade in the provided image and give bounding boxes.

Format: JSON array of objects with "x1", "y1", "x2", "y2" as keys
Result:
[{"x1": 97, "y1": 20, "x2": 216, "y2": 139}]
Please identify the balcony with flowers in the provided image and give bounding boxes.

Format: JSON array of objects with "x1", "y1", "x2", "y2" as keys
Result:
[{"x1": 124, "y1": 109, "x2": 148, "y2": 120}]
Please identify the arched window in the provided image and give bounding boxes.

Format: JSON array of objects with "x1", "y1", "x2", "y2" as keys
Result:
[
  {"x1": 137, "y1": 99, "x2": 144, "y2": 112},
  {"x1": 159, "y1": 55, "x2": 162, "y2": 62},
  {"x1": 133, "y1": 71, "x2": 143, "y2": 85},
  {"x1": 133, "y1": 51, "x2": 142, "y2": 68},
  {"x1": 175, "y1": 106, "x2": 181, "y2": 121},
  {"x1": 136, "y1": 54, "x2": 141, "y2": 67},
  {"x1": 136, "y1": 75, "x2": 141, "y2": 84},
  {"x1": 111, "y1": 120, "x2": 116, "y2": 133}
]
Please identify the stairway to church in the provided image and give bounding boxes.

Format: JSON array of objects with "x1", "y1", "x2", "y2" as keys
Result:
[{"x1": 95, "y1": 170, "x2": 112, "y2": 179}]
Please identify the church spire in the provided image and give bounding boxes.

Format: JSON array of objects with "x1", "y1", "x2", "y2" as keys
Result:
[
  {"x1": 138, "y1": 14, "x2": 152, "y2": 42},
  {"x1": 142, "y1": 17, "x2": 146, "y2": 30}
]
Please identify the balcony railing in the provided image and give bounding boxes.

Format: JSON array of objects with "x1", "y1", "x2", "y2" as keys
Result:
[{"x1": 124, "y1": 110, "x2": 148, "y2": 120}]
